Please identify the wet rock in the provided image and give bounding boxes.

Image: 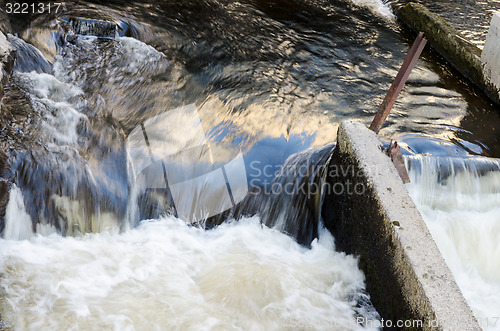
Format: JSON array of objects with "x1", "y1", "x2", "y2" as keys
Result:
[
  {"x1": 0, "y1": 178, "x2": 8, "y2": 231},
  {"x1": 0, "y1": 8, "x2": 13, "y2": 35},
  {"x1": 0, "y1": 149, "x2": 6, "y2": 175},
  {"x1": 0, "y1": 150, "x2": 8, "y2": 230},
  {"x1": 0, "y1": 31, "x2": 16, "y2": 98},
  {"x1": 0, "y1": 78, "x2": 40, "y2": 151},
  {"x1": 7, "y1": 34, "x2": 53, "y2": 74},
  {"x1": 0, "y1": 32, "x2": 15, "y2": 229}
]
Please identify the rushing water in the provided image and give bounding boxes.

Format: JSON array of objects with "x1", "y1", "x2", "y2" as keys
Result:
[
  {"x1": 0, "y1": 213, "x2": 379, "y2": 330},
  {"x1": 1, "y1": 0, "x2": 499, "y2": 329},
  {"x1": 406, "y1": 155, "x2": 500, "y2": 330}
]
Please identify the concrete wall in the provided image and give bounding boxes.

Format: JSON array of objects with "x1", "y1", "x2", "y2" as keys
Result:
[
  {"x1": 322, "y1": 121, "x2": 479, "y2": 330},
  {"x1": 482, "y1": 12, "x2": 500, "y2": 100},
  {"x1": 395, "y1": 2, "x2": 500, "y2": 106}
]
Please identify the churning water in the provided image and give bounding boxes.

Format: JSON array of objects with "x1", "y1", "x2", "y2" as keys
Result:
[
  {"x1": 1, "y1": 1, "x2": 390, "y2": 327},
  {"x1": 1, "y1": 210, "x2": 379, "y2": 330},
  {"x1": 406, "y1": 156, "x2": 500, "y2": 330}
]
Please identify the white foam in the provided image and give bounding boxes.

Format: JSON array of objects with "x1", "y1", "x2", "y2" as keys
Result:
[
  {"x1": 0, "y1": 217, "x2": 378, "y2": 330},
  {"x1": 350, "y1": 0, "x2": 394, "y2": 19},
  {"x1": 17, "y1": 71, "x2": 87, "y2": 145},
  {"x1": 3, "y1": 185, "x2": 33, "y2": 240},
  {"x1": 118, "y1": 36, "x2": 169, "y2": 73},
  {"x1": 406, "y1": 156, "x2": 500, "y2": 330}
]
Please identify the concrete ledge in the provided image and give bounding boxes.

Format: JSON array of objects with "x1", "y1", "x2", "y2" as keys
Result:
[
  {"x1": 482, "y1": 12, "x2": 500, "y2": 99},
  {"x1": 395, "y1": 2, "x2": 500, "y2": 106},
  {"x1": 322, "y1": 121, "x2": 479, "y2": 330}
]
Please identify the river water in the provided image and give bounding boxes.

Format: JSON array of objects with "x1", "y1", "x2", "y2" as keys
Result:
[
  {"x1": 0, "y1": 0, "x2": 499, "y2": 329},
  {"x1": 405, "y1": 156, "x2": 500, "y2": 330}
]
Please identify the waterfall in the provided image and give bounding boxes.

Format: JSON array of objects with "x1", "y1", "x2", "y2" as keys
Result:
[
  {"x1": 3, "y1": 185, "x2": 33, "y2": 240},
  {"x1": 405, "y1": 155, "x2": 500, "y2": 330},
  {"x1": 257, "y1": 143, "x2": 335, "y2": 245},
  {"x1": 2, "y1": 32, "x2": 336, "y2": 243}
]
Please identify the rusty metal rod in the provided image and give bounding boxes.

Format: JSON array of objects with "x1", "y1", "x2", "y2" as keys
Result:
[{"x1": 369, "y1": 32, "x2": 427, "y2": 133}]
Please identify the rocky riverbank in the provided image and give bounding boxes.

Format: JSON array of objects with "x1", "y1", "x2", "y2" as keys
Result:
[{"x1": 0, "y1": 27, "x2": 15, "y2": 228}]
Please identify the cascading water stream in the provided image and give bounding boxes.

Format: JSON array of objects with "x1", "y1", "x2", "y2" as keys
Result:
[
  {"x1": 3, "y1": 28, "x2": 338, "y2": 241},
  {"x1": 405, "y1": 155, "x2": 500, "y2": 330},
  {"x1": 0, "y1": 3, "x2": 387, "y2": 328},
  {"x1": 0, "y1": 0, "x2": 498, "y2": 329}
]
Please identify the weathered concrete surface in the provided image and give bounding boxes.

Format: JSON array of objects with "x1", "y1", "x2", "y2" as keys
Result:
[
  {"x1": 395, "y1": 2, "x2": 500, "y2": 106},
  {"x1": 322, "y1": 121, "x2": 479, "y2": 330},
  {"x1": 482, "y1": 12, "x2": 500, "y2": 100}
]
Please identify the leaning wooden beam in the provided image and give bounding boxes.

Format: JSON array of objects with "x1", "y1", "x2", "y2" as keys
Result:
[{"x1": 369, "y1": 32, "x2": 427, "y2": 134}]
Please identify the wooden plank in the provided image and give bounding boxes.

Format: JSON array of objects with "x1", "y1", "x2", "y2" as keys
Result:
[{"x1": 369, "y1": 32, "x2": 427, "y2": 133}]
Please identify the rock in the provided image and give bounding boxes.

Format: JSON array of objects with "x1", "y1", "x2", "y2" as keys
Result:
[
  {"x1": 0, "y1": 31, "x2": 16, "y2": 99},
  {"x1": 0, "y1": 149, "x2": 6, "y2": 175},
  {"x1": 0, "y1": 149, "x2": 8, "y2": 229},
  {"x1": 0, "y1": 78, "x2": 39, "y2": 151},
  {"x1": 0, "y1": 32, "x2": 15, "y2": 229},
  {"x1": 7, "y1": 34, "x2": 52, "y2": 74},
  {"x1": 0, "y1": 8, "x2": 13, "y2": 35},
  {"x1": 0, "y1": 178, "x2": 8, "y2": 230}
]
